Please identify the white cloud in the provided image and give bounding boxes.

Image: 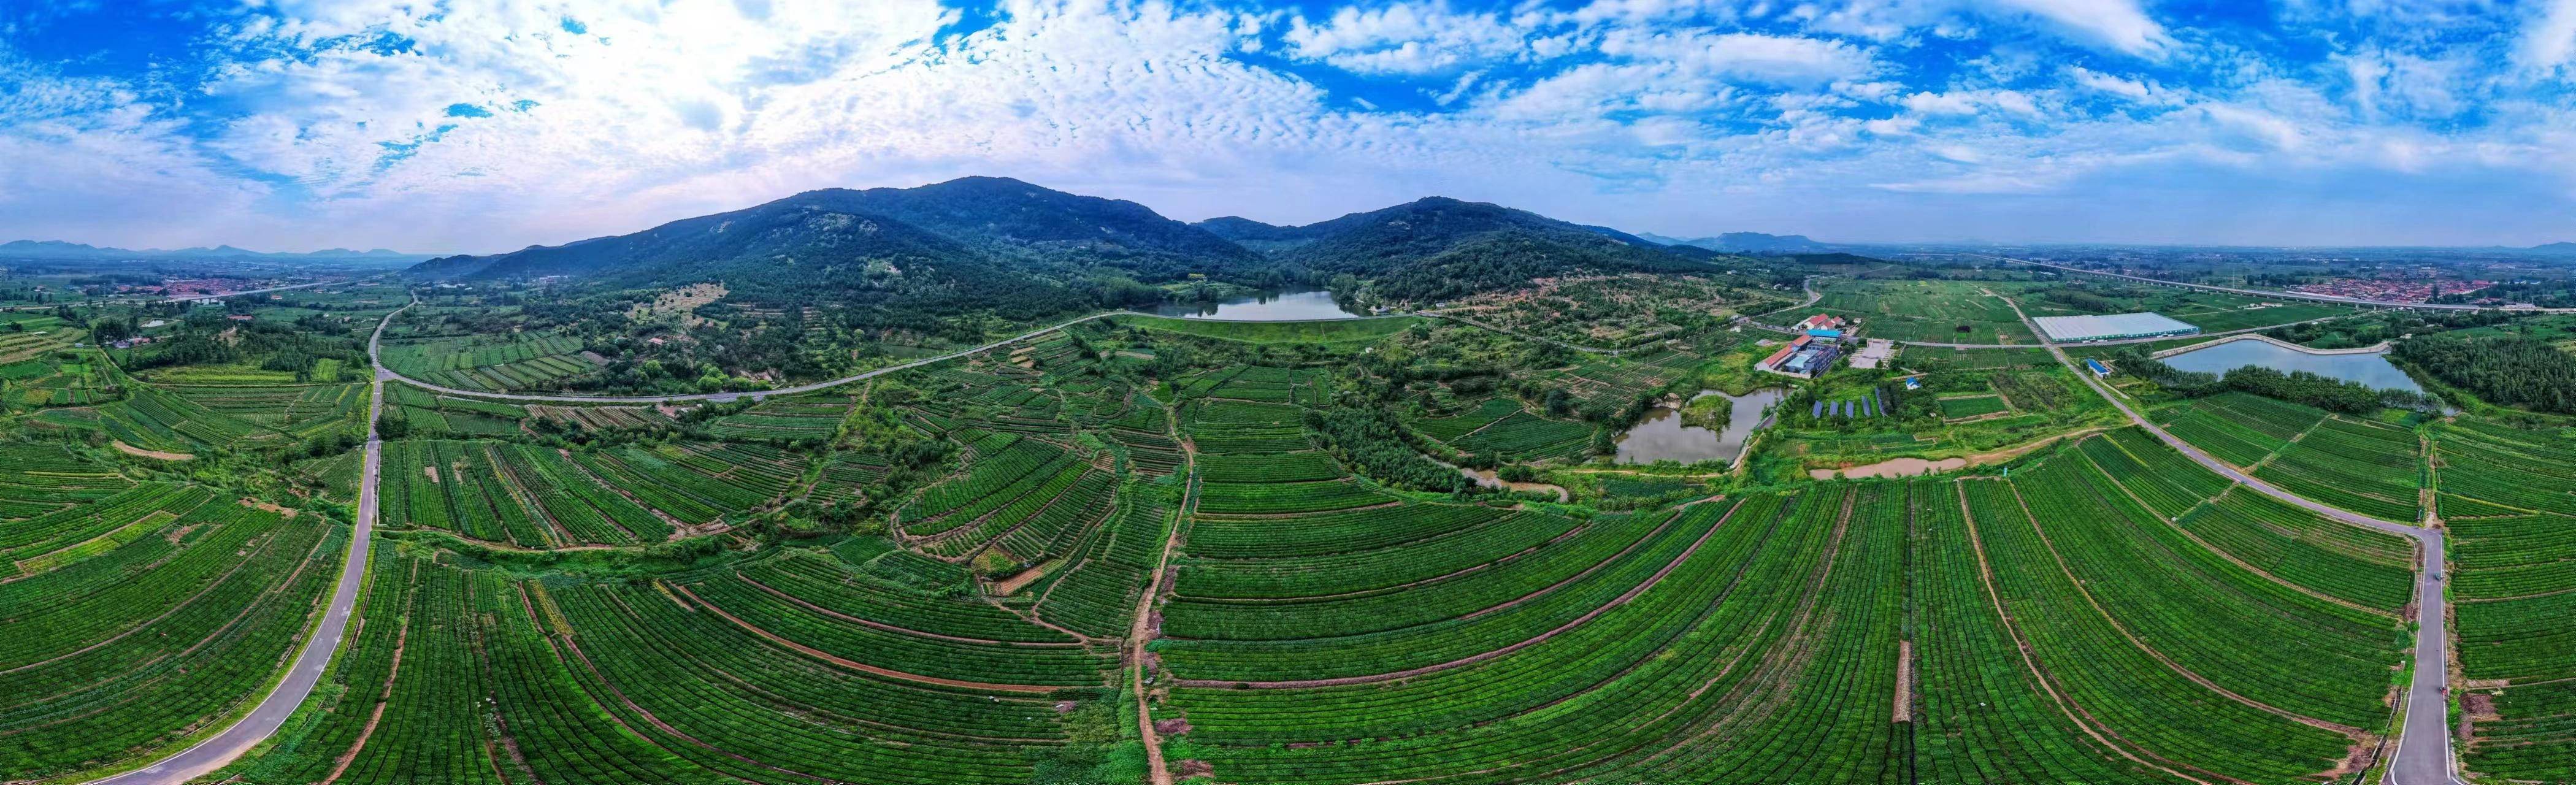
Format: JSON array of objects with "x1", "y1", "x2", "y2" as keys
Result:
[
  {"x1": 4, "y1": 0, "x2": 2575, "y2": 250},
  {"x1": 1280, "y1": 2, "x2": 1528, "y2": 75},
  {"x1": 2518, "y1": 0, "x2": 2576, "y2": 72},
  {"x1": 1990, "y1": 0, "x2": 2174, "y2": 56},
  {"x1": 2066, "y1": 65, "x2": 2184, "y2": 105},
  {"x1": 1901, "y1": 88, "x2": 2041, "y2": 117}
]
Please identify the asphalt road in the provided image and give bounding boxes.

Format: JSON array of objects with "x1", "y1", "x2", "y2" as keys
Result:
[
  {"x1": 2007, "y1": 296, "x2": 2460, "y2": 784},
  {"x1": 86, "y1": 308, "x2": 392, "y2": 785}
]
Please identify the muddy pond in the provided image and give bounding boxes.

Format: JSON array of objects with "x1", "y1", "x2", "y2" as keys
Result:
[{"x1": 1612, "y1": 388, "x2": 1788, "y2": 465}]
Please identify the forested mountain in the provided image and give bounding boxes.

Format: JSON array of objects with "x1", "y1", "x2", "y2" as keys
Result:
[
  {"x1": 413, "y1": 182, "x2": 1740, "y2": 316},
  {"x1": 411, "y1": 191, "x2": 1089, "y2": 323},
  {"x1": 1194, "y1": 215, "x2": 1321, "y2": 251},
  {"x1": 421, "y1": 177, "x2": 1257, "y2": 285},
  {"x1": 1243, "y1": 197, "x2": 1725, "y2": 302},
  {"x1": 789, "y1": 177, "x2": 1266, "y2": 281}
]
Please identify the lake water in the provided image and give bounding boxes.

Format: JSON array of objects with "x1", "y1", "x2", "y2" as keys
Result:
[
  {"x1": 1614, "y1": 388, "x2": 1788, "y2": 465},
  {"x1": 1146, "y1": 288, "x2": 1367, "y2": 321},
  {"x1": 2161, "y1": 340, "x2": 2425, "y2": 393}
]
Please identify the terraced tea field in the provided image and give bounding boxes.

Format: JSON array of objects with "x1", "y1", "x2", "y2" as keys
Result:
[
  {"x1": 0, "y1": 494, "x2": 342, "y2": 780},
  {"x1": 1156, "y1": 438, "x2": 2417, "y2": 784},
  {"x1": 2431, "y1": 419, "x2": 2576, "y2": 781},
  {"x1": 2158, "y1": 392, "x2": 2426, "y2": 523},
  {"x1": 25, "y1": 297, "x2": 2524, "y2": 785}
]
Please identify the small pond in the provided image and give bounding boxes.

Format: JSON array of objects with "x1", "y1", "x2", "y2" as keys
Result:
[
  {"x1": 1146, "y1": 288, "x2": 1367, "y2": 321},
  {"x1": 2160, "y1": 340, "x2": 2425, "y2": 393},
  {"x1": 1614, "y1": 388, "x2": 1788, "y2": 465}
]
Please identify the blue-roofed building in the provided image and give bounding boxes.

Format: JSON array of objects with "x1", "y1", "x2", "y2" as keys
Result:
[{"x1": 2083, "y1": 358, "x2": 2110, "y2": 378}]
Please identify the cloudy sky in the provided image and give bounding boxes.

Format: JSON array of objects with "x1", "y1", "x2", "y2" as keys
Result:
[{"x1": 4, "y1": 0, "x2": 2575, "y2": 253}]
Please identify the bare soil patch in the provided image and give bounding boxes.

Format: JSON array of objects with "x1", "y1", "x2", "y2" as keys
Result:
[{"x1": 113, "y1": 441, "x2": 193, "y2": 461}]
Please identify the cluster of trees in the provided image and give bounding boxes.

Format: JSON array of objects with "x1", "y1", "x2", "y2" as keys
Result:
[
  {"x1": 122, "y1": 311, "x2": 366, "y2": 380},
  {"x1": 2216, "y1": 365, "x2": 2439, "y2": 413},
  {"x1": 1305, "y1": 407, "x2": 1470, "y2": 493},
  {"x1": 2393, "y1": 335, "x2": 2576, "y2": 414}
]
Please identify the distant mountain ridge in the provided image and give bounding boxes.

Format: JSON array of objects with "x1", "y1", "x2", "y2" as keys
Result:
[
  {"x1": 1639, "y1": 231, "x2": 1834, "y2": 254},
  {"x1": 418, "y1": 178, "x2": 1738, "y2": 314},
  {"x1": 0, "y1": 240, "x2": 423, "y2": 261}
]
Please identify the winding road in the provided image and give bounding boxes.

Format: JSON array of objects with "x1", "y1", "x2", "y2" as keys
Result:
[
  {"x1": 85, "y1": 299, "x2": 394, "y2": 785},
  {"x1": 2003, "y1": 295, "x2": 2461, "y2": 785}
]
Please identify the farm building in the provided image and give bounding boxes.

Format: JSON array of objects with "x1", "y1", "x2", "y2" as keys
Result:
[
  {"x1": 1796, "y1": 313, "x2": 1850, "y2": 332},
  {"x1": 1762, "y1": 334, "x2": 1843, "y2": 377},
  {"x1": 2029, "y1": 312, "x2": 2200, "y2": 343},
  {"x1": 2083, "y1": 358, "x2": 2111, "y2": 377}
]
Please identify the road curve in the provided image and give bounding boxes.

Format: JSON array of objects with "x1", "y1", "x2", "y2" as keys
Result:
[
  {"x1": 85, "y1": 302, "x2": 395, "y2": 785},
  {"x1": 2005, "y1": 297, "x2": 2460, "y2": 784}
]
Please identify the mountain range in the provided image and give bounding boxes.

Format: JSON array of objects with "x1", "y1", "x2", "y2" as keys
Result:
[
  {"x1": 1638, "y1": 231, "x2": 1836, "y2": 254},
  {"x1": 413, "y1": 177, "x2": 1741, "y2": 315},
  {"x1": 0, "y1": 240, "x2": 424, "y2": 261}
]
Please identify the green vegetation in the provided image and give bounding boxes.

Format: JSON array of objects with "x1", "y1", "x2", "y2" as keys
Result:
[
  {"x1": 1110, "y1": 313, "x2": 1420, "y2": 343},
  {"x1": 2431, "y1": 419, "x2": 2576, "y2": 780},
  {"x1": 14, "y1": 256, "x2": 2547, "y2": 785}
]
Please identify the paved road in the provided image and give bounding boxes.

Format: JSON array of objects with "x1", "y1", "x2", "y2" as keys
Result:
[
  {"x1": 1971, "y1": 253, "x2": 2574, "y2": 314},
  {"x1": 86, "y1": 301, "x2": 394, "y2": 785},
  {"x1": 2003, "y1": 296, "x2": 2459, "y2": 784}
]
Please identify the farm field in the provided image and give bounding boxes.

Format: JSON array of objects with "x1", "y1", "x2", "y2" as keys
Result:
[
  {"x1": 0, "y1": 493, "x2": 343, "y2": 780},
  {"x1": 1157, "y1": 436, "x2": 2413, "y2": 783},
  {"x1": 377, "y1": 330, "x2": 600, "y2": 391},
  {"x1": 1791, "y1": 278, "x2": 2036, "y2": 343},
  {"x1": 7, "y1": 272, "x2": 2523, "y2": 785},
  {"x1": 2156, "y1": 392, "x2": 2426, "y2": 522},
  {"x1": 2432, "y1": 419, "x2": 2576, "y2": 781}
]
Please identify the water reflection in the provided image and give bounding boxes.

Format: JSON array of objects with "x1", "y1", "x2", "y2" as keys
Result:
[
  {"x1": 2160, "y1": 340, "x2": 2425, "y2": 393},
  {"x1": 1145, "y1": 289, "x2": 1367, "y2": 321},
  {"x1": 1614, "y1": 388, "x2": 1788, "y2": 465}
]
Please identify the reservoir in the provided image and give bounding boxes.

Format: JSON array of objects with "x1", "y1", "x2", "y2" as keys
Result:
[
  {"x1": 1148, "y1": 288, "x2": 1367, "y2": 321},
  {"x1": 1614, "y1": 388, "x2": 1787, "y2": 465},
  {"x1": 2161, "y1": 340, "x2": 2425, "y2": 393}
]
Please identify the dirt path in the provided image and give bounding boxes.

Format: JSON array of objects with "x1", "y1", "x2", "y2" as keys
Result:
[
  {"x1": 1133, "y1": 467, "x2": 1198, "y2": 785},
  {"x1": 112, "y1": 441, "x2": 193, "y2": 461}
]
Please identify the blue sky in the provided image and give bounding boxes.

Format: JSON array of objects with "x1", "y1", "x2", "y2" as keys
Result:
[{"x1": 4, "y1": 0, "x2": 2576, "y2": 253}]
